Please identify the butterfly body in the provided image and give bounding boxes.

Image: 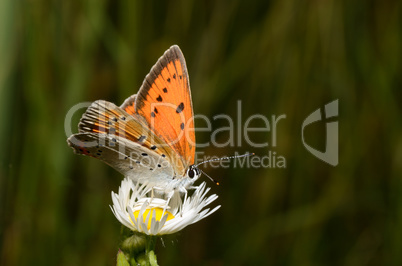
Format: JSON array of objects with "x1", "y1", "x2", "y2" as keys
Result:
[{"x1": 68, "y1": 45, "x2": 201, "y2": 195}]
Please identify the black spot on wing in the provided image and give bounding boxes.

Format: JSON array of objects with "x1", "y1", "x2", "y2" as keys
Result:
[
  {"x1": 176, "y1": 102, "x2": 184, "y2": 113},
  {"x1": 138, "y1": 135, "x2": 146, "y2": 143},
  {"x1": 156, "y1": 95, "x2": 162, "y2": 102}
]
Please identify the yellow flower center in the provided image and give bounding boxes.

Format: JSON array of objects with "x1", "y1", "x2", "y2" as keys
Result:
[{"x1": 132, "y1": 208, "x2": 175, "y2": 229}]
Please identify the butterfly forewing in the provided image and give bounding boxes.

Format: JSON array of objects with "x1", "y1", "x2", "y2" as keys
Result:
[{"x1": 134, "y1": 45, "x2": 195, "y2": 174}]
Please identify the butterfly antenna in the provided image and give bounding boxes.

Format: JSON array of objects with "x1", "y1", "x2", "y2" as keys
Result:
[
  {"x1": 196, "y1": 153, "x2": 254, "y2": 185},
  {"x1": 195, "y1": 153, "x2": 255, "y2": 168},
  {"x1": 200, "y1": 169, "x2": 220, "y2": 186}
]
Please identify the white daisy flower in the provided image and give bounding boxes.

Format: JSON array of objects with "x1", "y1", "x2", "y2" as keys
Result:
[{"x1": 110, "y1": 177, "x2": 221, "y2": 235}]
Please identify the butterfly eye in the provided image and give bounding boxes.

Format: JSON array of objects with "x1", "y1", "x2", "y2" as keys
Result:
[
  {"x1": 187, "y1": 166, "x2": 200, "y2": 179},
  {"x1": 188, "y1": 169, "x2": 195, "y2": 178}
]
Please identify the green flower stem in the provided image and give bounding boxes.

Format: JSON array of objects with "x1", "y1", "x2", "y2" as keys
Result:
[
  {"x1": 146, "y1": 236, "x2": 158, "y2": 266},
  {"x1": 117, "y1": 226, "x2": 159, "y2": 266}
]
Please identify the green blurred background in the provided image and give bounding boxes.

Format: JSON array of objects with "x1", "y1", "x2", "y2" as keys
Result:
[{"x1": 1, "y1": 0, "x2": 401, "y2": 265}]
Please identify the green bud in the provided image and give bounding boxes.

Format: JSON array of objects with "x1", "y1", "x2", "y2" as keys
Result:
[
  {"x1": 118, "y1": 227, "x2": 159, "y2": 266},
  {"x1": 120, "y1": 231, "x2": 147, "y2": 256}
]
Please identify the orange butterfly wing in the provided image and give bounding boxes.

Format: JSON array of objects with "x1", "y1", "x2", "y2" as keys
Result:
[{"x1": 123, "y1": 45, "x2": 195, "y2": 176}]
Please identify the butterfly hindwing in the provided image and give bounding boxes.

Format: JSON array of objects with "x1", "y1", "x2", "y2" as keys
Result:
[
  {"x1": 120, "y1": 94, "x2": 137, "y2": 116},
  {"x1": 70, "y1": 100, "x2": 185, "y2": 179},
  {"x1": 68, "y1": 133, "x2": 174, "y2": 184},
  {"x1": 134, "y1": 45, "x2": 195, "y2": 176}
]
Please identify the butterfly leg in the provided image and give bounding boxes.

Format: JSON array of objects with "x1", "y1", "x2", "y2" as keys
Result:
[
  {"x1": 161, "y1": 190, "x2": 175, "y2": 216},
  {"x1": 150, "y1": 187, "x2": 155, "y2": 202},
  {"x1": 165, "y1": 190, "x2": 175, "y2": 206},
  {"x1": 177, "y1": 187, "x2": 189, "y2": 215},
  {"x1": 149, "y1": 186, "x2": 172, "y2": 216}
]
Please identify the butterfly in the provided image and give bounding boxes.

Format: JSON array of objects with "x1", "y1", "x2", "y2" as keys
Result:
[{"x1": 67, "y1": 45, "x2": 202, "y2": 197}]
